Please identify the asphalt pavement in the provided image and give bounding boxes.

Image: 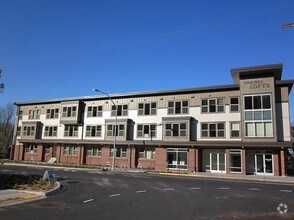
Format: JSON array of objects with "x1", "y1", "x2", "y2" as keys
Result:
[{"x1": 0, "y1": 164, "x2": 293, "y2": 220}]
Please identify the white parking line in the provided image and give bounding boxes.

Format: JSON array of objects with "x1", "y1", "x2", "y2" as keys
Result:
[
  {"x1": 248, "y1": 188, "x2": 260, "y2": 191},
  {"x1": 136, "y1": 190, "x2": 147, "y2": 193},
  {"x1": 83, "y1": 199, "x2": 94, "y2": 203},
  {"x1": 163, "y1": 188, "x2": 174, "y2": 191},
  {"x1": 218, "y1": 187, "x2": 230, "y2": 190},
  {"x1": 109, "y1": 194, "x2": 121, "y2": 197},
  {"x1": 190, "y1": 187, "x2": 202, "y2": 190},
  {"x1": 280, "y1": 190, "x2": 292, "y2": 193}
]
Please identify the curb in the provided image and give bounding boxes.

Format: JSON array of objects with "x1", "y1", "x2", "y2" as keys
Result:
[
  {"x1": 158, "y1": 172, "x2": 294, "y2": 184},
  {"x1": 0, "y1": 181, "x2": 63, "y2": 207}
]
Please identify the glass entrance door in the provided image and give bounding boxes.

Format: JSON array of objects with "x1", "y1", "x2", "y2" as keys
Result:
[
  {"x1": 210, "y1": 152, "x2": 225, "y2": 173},
  {"x1": 254, "y1": 152, "x2": 273, "y2": 175}
]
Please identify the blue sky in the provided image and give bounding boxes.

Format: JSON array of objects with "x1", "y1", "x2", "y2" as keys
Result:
[{"x1": 0, "y1": 0, "x2": 293, "y2": 120}]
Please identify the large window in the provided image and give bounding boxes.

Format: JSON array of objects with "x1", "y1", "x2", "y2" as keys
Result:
[
  {"x1": 46, "y1": 108, "x2": 59, "y2": 119},
  {"x1": 137, "y1": 124, "x2": 156, "y2": 138},
  {"x1": 111, "y1": 105, "x2": 128, "y2": 116},
  {"x1": 201, "y1": 98, "x2": 224, "y2": 113},
  {"x1": 139, "y1": 147, "x2": 155, "y2": 159},
  {"x1": 87, "y1": 106, "x2": 102, "y2": 117},
  {"x1": 201, "y1": 122, "x2": 225, "y2": 138},
  {"x1": 230, "y1": 122, "x2": 240, "y2": 138},
  {"x1": 230, "y1": 97, "x2": 239, "y2": 112},
  {"x1": 44, "y1": 126, "x2": 58, "y2": 137},
  {"x1": 167, "y1": 148, "x2": 188, "y2": 169},
  {"x1": 62, "y1": 106, "x2": 77, "y2": 118},
  {"x1": 87, "y1": 147, "x2": 102, "y2": 157},
  {"x1": 64, "y1": 125, "x2": 79, "y2": 137},
  {"x1": 106, "y1": 124, "x2": 125, "y2": 137},
  {"x1": 28, "y1": 109, "x2": 40, "y2": 120},
  {"x1": 22, "y1": 126, "x2": 35, "y2": 136},
  {"x1": 25, "y1": 144, "x2": 37, "y2": 154},
  {"x1": 85, "y1": 125, "x2": 102, "y2": 137},
  {"x1": 230, "y1": 150, "x2": 242, "y2": 173},
  {"x1": 168, "y1": 101, "x2": 189, "y2": 114},
  {"x1": 63, "y1": 145, "x2": 77, "y2": 156},
  {"x1": 110, "y1": 146, "x2": 127, "y2": 158},
  {"x1": 244, "y1": 94, "x2": 273, "y2": 137},
  {"x1": 138, "y1": 102, "x2": 157, "y2": 116},
  {"x1": 165, "y1": 123, "x2": 187, "y2": 137}
]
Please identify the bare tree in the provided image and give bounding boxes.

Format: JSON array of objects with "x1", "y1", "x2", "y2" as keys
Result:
[{"x1": 0, "y1": 103, "x2": 15, "y2": 158}]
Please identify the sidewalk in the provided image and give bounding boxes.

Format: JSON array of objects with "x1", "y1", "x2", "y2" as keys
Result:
[
  {"x1": 0, "y1": 189, "x2": 45, "y2": 207},
  {"x1": 158, "y1": 172, "x2": 294, "y2": 184}
]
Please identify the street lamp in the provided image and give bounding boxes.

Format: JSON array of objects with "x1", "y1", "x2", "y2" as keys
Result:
[{"x1": 93, "y1": 89, "x2": 117, "y2": 171}]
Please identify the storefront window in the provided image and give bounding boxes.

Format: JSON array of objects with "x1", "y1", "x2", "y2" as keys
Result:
[
  {"x1": 167, "y1": 148, "x2": 188, "y2": 169},
  {"x1": 230, "y1": 150, "x2": 242, "y2": 173}
]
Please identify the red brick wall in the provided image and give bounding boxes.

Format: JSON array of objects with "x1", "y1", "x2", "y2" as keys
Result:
[
  {"x1": 101, "y1": 146, "x2": 111, "y2": 167},
  {"x1": 273, "y1": 150, "x2": 280, "y2": 176},
  {"x1": 86, "y1": 156, "x2": 102, "y2": 166},
  {"x1": 225, "y1": 149, "x2": 230, "y2": 174},
  {"x1": 138, "y1": 159, "x2": 156, "y2": 170},
  {"x1": 188, "y1": 148, "x2": 196, "y2": 173},
  {"x1": 241, "y1": 149, "x2": 246, "y2": 175},
  {"x1": 155, "y1": 147, "x2": 166, "y2": 172}
]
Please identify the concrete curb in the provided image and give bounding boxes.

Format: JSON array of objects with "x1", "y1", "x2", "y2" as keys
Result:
[
  {"x1": 0, "y1": 181, "x2": 63, "y2": 207},
  {"x1": 158, "y1": 172, "x2": 294, "y2": 184}
]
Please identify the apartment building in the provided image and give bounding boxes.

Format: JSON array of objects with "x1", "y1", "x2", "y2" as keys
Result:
[{"x1": 11, "y1": 64, "x2": 293, "y2": 176}]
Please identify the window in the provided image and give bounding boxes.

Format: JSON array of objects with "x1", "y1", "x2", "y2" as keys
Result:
[
  {"x1": 64, "y1": 125, "x2": 79, "y2": 137},
  {"x1": 44, "y1": 126, "x2": 58, "y2": 137},
  {"x1": 110, "y1": 146, "x2": 127, "y2": 158},
  {"x1": 86, "y1": 125, "x2": 102, "y2": 137},
  {"x1": 138, "y1": 102, "x2": 157, "y2": 115},
  {"x1": 45, "y1": 146, "x2": 50, "y2": 154},
  {"x1": 230, "y1": 122, "x2": 240, "y2": 138},
  {"x1": 16, "y1": 127, "x2": 21, "y2": 136},
  {"x1": 111, "y1": 105, "x2": 128, "y2": 116},
  {"x1": 28, "y1": 109, "x2": 40, "y2": 120},
  {"x1": 139, "y1": 147, "x2": 155, "y2": 159},
  {"x1": 87, "y1": 106, "x2": 102, "y2": 117},
  {"x1": 230, "y1": 97, "x2": 239, "y2": 112},
  {"x1": 201, "y1": 122, "x2": 225, "y2": 138},
  {"x1": 137, "y1": 124, "x2": 156, "y2": 138},
  {"x1": 165, "y1": 123, "x2": 187, "y2": 137},
  {"x1": 244, "y1": 94, "x2": 273, "y2": 137},
  {"x1": 18, "y1": 111, "x2": 23, "y2": 120},
  {"x1": 46, "y1": 108, "x2": 59, "y2": 119},
  {"x1": 63, "y1": 145, "x2": 77, "y2": 155},
  {"x1": 201, "y1": 98, "x2": 224, "y2": 113},
  {"x1": 106, "y1": 124, "x2": 125, "y2": 137},
  {"x1": 168, "y1": 101, "x2": 189, "y2": 114},
  {"x1": 22, "y1": 126, "x2": 35, "y2": 136},
  {"x1": 87, "y1": 147, "x2": 102, "y2": 157},
  {"x1": 230, "y1": 150, "x2": 242, "y2": 173},
  {"x1": 62, "y1": 106, "x2": 77, "y2": 118},
  {"x1": 25, "y1": 144, "x2": 37, "y2": 154}
]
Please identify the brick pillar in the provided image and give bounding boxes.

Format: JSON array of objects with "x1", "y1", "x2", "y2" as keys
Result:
[
  {"x1": 273, "y1": 151, "x2": 280, "y2": 176},
  {"x1": 129, "y1": 146, "x2": 136, "y2": 168},
  {"x1": 155, "y1": 147, "x2": 166, "y2": 172},
  {"x1": 79, "y1": 145, "x2": 85, "y2": 165},
  {"x1": 188, "y1": 147, "x2": 196, "y2": 173},
  {"x1": 225, "y1": 149, "x2": 230, "y2": 174},
  {"x1": 37, "y1": 144, "x2": 43, "y2": 162},
  {"x1": 280, "y1": 148, "x2": 285, "y2": 177},
  {"x1": 241, "y1": 148, "x2": 246, "y2": 175},
  {"x1": 10, "y1": 145, "x2": 15, "y2": 160},
  {"x1": 56, "y1": 145, "x2": 62, "y2": 163},
  {"x1": 101, "y1": 145, "x2": 111, "y2": 167},
  {"x1": 19, "y1": 145, "x2": 24, "y2": 161}
]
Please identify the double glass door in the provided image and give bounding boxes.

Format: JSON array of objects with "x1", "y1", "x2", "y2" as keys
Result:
[
  {"x1": 210, "y1": 152, "x2": 225, "y2": 173},
  {"x1": 256, "y1": 153, "x2": 273, "y2": 174}
]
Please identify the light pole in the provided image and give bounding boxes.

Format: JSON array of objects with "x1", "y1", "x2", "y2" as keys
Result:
[{"x1": 93, "y1": 89, "x2": 117, "y2": 171}]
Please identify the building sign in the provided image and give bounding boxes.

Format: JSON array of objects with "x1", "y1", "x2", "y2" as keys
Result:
[
  {"x1": 243, "y1": 79, "x2": 270, "y2": 89},
  {"x1": 43, "y1": 170, "x2": 55, "y2": 184},
  {"x1": 241, "y1": 77, "x2": 273, "y2": 94}
]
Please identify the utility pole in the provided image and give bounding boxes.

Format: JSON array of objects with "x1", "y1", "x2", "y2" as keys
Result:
[
  {"x1": 282, "y1": 22, "x2": 294, "y2": 28},
  {"x1": 0, "y1": 70, "x2": 4, "y2": 93}
]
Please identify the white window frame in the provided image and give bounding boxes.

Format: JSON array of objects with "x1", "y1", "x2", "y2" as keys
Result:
[
  {"x1": 111, "y1": 105, "x2": 128, "y2": 117},
  {"x1": 64, "y1": 125, "x2": 79, "y2": 137},
  {"x1": 138, "y1": 102, "x2": 157, "y2": 116},
  {"x1": 244, "y1": 94, "x2": 273, "y2": 137},
  {"x1": 137, "y1": 124, "x2": 156, "y2": 138},
  {"x1": 165, "y1": 123, "x2": 187, "y2": 137},
  {"x1": 201, "y1": 98, "x2": 224, "y2": 113},
  {"x1": 28, "y1": 109, "x2": 40, "y2": 120},
  {"x1": 201, "y1": 122, "x2": 225, "y2": 138},
  {"x1": 230, "y1": 122, "x2": 240, "y2": 138},
  {"x1": 167, "y1": 100, "x2": 189, "y2": 115},
  {"x1": 230, "y1": 97, "x2": 239, "y2": 112},
  {"x1": 85, "y1": 125, "x2": 102, "y2": 137},
  {"x1": 44, "y1": 126, "x2": 58, "y2": 137},
  {"x1": 87, "y1": 106, "x2": 103, "y2": 117},
  {"x1": 62, "y1": 106, "x2": 77, "y2": 118},
  {"x1": 63, "y1": 145, "x2": 77, "y2": 156},
  {"x1": 139, "y1": 147, "x2": 155, "y2": 159},
  {"x1": 46, "y1": 108, "x2": 59, "y2": 119},
  {"x1": 106, "y1": 124, "x2": 125, "y2": 137}
]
